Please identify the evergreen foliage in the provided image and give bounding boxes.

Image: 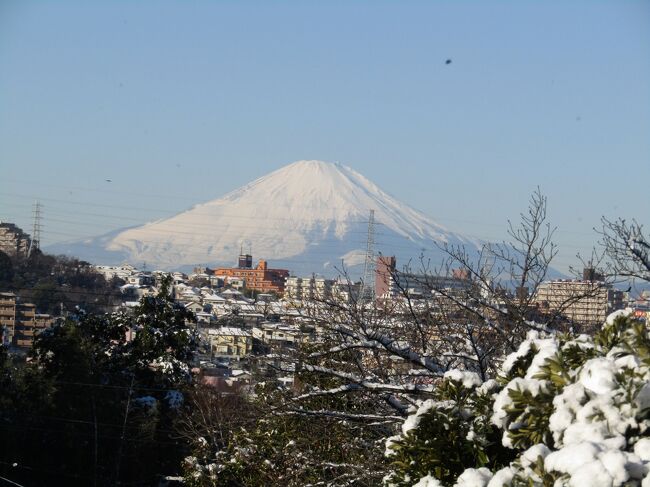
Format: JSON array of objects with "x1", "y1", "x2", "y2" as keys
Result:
[
  {"x1": 0, "y1": 278, "x2": 197, "y2": 486},
  {"x1": 385, "y1": 374, "x2": 510, "y2": 486},
  {"x1": 385, "y1": 311, "x2": 650, "y2": 487}
]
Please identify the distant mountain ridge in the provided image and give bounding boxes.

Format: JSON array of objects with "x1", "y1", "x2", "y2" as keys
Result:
[{"x1": 47, "y1": 160, "x2": 482, "y2": 275}]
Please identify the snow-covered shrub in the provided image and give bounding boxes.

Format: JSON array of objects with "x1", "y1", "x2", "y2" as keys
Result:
[
  {"x1": 384, "y1": 371, "x2": 510, "y2": 486},
  {"x1": 181, "y1": 381, "x2": 387, "y2": 486},
  {"x1": 386, "y1": 310, "x2": 650, "y2": 487}
]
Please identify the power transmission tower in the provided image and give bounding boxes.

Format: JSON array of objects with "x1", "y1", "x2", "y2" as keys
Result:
[
  {"x1": 359, "y1": 209, "x2": 376, "y2": 303},
  {"x1": 28, "y1": 201, "x2": 42, "y2": 257}
]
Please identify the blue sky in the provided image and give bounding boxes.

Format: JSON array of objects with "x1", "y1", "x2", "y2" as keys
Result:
[{"x1": 1, "y1": 0, "x2": 648, "y2": 272}]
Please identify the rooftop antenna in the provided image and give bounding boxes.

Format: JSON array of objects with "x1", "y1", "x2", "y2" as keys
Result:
[
  {"x1": 27, "y1": 201, "x2": 42, "y2": 257},
  {"x1": 359, "y1": 209, "x2": 376, "y2": 303}
]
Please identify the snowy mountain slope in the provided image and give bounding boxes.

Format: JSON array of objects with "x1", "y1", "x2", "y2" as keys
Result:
[{"x1": 47, "y1": 160, "x2": 482, "y2": 274}]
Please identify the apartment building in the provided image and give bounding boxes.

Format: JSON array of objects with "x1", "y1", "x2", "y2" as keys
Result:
[
  {"x1": 252, "y1": 322, "x2": 313, "y2": 349},
  {"x1": 375, "y1": 256, "x2": 472, "y2": 299},
  {"x1": 0, "y1": 292, "x2": 54, "y2": 347},
  {"x1": 208, "y1": 254, "x2": 289, "y2": 294},
  {"x1": 533, "y1": 278, "x2": 624, "y2": 329},
  {"x1": 0, "y1": 292, "x2": 15, "y2": 345},
  {"x1": 284, "y1": 276, "x2": 334, "y2": 301},
  {"x1": 0, "y1": 222, "x2": 31, "y2": 258}
]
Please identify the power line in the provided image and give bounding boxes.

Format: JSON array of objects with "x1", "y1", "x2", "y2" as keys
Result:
[
  {"x1": 0, "y1": 459, "x2": 93, "y2": 483},
  {"x1": 1, "y1": 177, "x2": 202, "y2": 202},
  {"x1": 50, "y1": 378, "x2": 191, "y2": 394},
  {"x1": 0, "y1": 475, "x2": 25, "y2": 487},
  {"x1": 1, "y1": 194, "x2": 604, "y2": 255},
  {"x1": 1, "y1": 198, "x2": 602, "y2": 275},
  {"x1": 0, "y1": 422, "x2": 182, "y2": 447},
  {"x1": 2, "y1": 411, "x2": 178, "y2": 435},
  {"x1": 0, "y1": 202, "x2": 598, "y2": 254},
  {"x1": 0, "y1": 190, "x2": 415, "y2": 218},
  {"x1": 0, "y1": 189, "x2": 611, "y2": 238}
]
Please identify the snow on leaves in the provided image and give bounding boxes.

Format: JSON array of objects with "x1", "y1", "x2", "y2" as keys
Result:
[{"x1": 386, "y1": 309, "x2": 650, "y2": 487}]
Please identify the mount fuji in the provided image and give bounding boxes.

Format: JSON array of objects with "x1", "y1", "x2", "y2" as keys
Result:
[{"x1": 47, "y1": 160, "x2": 482, "y2": 275}]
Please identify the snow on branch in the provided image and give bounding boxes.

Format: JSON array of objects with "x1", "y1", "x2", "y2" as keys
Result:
[
  {"x1": 282, "y1": 408, "x2": 403, "y2": 422},
  {"x1": 311, "y1": 323, "x2": 445, "y2": 374},
  {"x1": 293, "y1": 364, "x2": 437, "y2": 402}
]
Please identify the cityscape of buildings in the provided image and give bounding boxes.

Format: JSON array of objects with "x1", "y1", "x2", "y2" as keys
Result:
[{"x1": 2, "y1": 219, "x2": 649, "y2": 389}]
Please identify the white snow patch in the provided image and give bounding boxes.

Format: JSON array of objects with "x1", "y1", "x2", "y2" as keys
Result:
[
  {"x1": 486, "y1": 467, "x2": 514, "y2": 487},
  {"x1": 444, "y1": 369, "x2": 483, "y2": 389},
  {"x1": 605, "y1": 308, "x2": 634, "y2": 326},
  {"x1": 491, "y1": 378, "x2": 547, "y2": 431},
  {"x1": 401, "y1": 400, "x2": 437, "y2": 435},
  {"x1": 635, "y1": 439, "x2": 650, "y2": 462},
  {"x1": 579, "y1": 358, "x2": 618, "y2": 395},
  {"x1": 453, "y1": 467, "x2": 493, "y2": 487}
]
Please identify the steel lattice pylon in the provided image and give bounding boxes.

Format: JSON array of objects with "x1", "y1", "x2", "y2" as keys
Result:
[
  {"x1": 28, "y1": 201, "x2": 42, "y2": 257},
  {"x1": 359, "y1": 209, "x2": 376, "y2": 302}
]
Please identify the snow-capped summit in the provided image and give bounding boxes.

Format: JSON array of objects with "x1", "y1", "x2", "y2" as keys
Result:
[{"x1": 48, "y1": 160, "x2": 480, "y2": 274}]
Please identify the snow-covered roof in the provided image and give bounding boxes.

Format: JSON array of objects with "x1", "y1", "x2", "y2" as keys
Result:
[
  {"x1": 231, "y1": 369, "x2": 250, "y2": 377},
  {"x1": 204, "y1": 294, "x2": 227, "y2": 302},
  {"x1": 208, "y1": 327, "x2": 252, "y2": 337},
  {"x1": 221, "y1": 289, "x2": 243, "y2": 296}
]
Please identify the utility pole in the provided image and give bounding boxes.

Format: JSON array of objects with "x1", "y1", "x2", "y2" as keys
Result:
[{"x1": 114, "y1": 376, "x2": 134, "y2": 485}]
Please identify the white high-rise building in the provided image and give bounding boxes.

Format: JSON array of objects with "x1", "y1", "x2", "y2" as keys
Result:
[{"x1": 285, "y1": 276, "x2": 334, "y2": 301}]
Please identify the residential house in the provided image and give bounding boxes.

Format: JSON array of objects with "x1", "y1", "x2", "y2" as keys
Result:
[{"x1": 206, "y1": 327, "x2": 253, "y2": 360}]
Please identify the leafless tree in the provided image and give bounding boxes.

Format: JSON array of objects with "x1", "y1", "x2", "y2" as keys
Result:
[
  {"x1": 180, "y1": 191, "x2": 617, "y2": 485},
  {"x1": 599, "y1": 217, "x2": 650, "y2": 283},
  {"x1": 176, "y1": 385, "x2": 256, "y2": 454},
  {"x1": 275, "y1": 190, "x2": 612, "y2": 419},
  {"x1": 383, "y1": 189, "x2": 611, "y2": 373}
]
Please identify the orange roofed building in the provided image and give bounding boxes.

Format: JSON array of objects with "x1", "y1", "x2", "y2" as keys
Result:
[{"x1": 208, "y1": 254, "x2": 290, "y2": 294}]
